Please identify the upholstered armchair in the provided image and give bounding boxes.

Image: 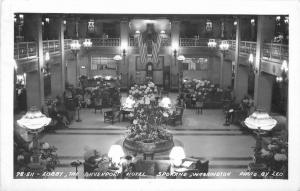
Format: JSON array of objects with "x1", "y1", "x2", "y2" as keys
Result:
[
  {"x1": 94, "y1": 97, "x2": 103, "y2": 113},
  {"x1": 170, "y1": 106, "x2": 184, "y2": 126},
  {"x1": 104, "y1": 105, "x2": 121, "y2": 124}
]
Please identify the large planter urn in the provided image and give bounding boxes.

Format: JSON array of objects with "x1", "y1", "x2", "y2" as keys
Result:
[{"x1": 123, "y1": 137, "x2": 174, "y2": 154}]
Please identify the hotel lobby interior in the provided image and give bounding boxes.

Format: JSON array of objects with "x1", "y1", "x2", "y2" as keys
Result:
[{"x1": 11, "y1": 13, "x2": 290, "y2": 180}]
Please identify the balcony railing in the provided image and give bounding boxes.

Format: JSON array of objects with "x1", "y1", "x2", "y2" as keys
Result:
[
  {"x1": 14, "y1": 38, "x2": 288, "y2": 62},
  {"x1": 14, "y1": 42, "x2": 37, "y2": 60},
  {"x1": 263, "y1": 43, "x2": 288, "y2": 60},
  {"x1": 91, "y1": 38, "x2": 120, "y2": 47},
  {"x1": 227, "y1": 40, "x2": 288, "y2": 61},
  {"x1": 179, "y1": 38, "x2": 208, "y2": 47},
  {"x1": 129, "y1": 37, "x2": 171, "y2": 47},
  {"x1": 14, "y1": 39, "x2": 72, "y2": 60}
]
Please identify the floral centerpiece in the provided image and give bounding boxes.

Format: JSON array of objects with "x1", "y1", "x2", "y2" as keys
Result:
[
  {"x1": 15, "y1": 142, "x2": 59, "y2": 178},
  {"x1": 123, "y1": 82, "x2": 174, "y2": 153},
  {"x1": 253, "y1": 137, "x2": 288, "y2": 178},
  {"x1": 182, "y1": 78, "x2": 223, "y2": 108},
  {"x1": 129, "y1": 82, "x2": 158, "y2": 100}
]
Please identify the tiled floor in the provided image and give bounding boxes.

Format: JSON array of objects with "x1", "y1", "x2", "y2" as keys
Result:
[{"x1": 33, "y1": 93, "x2": 256, "y2": 179}]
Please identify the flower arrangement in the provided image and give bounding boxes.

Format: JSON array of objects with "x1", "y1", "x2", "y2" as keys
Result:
[
  {"x1": 15, "y1": 142, "x2": 59, "y2": 177},
  {"x1": 126, "y1": 82, "x2": 172, "y2": 143},
  {"x1": 182, "y1": 78, "x2": 223, "y2": 103},
  {"x1": 253, "y1": 137, "x2": 288, "y2": 176},
  {"x1": 129, "y1": 82, "x2": 158, "y2": 100}
]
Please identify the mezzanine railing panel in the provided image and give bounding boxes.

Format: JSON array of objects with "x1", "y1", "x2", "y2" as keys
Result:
[
  {"x1": 179, "y1": 38, "x2": 208, "y2": 47},
  {"x1": 129, "y1": 37, "x2": 171, "y2": 47},
  {"x1": 91, "y1": 38, "x2": 120, "y2": 47}
]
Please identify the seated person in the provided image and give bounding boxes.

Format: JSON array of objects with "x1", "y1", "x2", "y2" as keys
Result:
[{"x1": 55, "y1": 96, "x2": 70, "y2": 125}]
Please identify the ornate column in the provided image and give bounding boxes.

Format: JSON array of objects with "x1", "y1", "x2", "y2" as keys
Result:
[
  {"x1": 233, "y1": 18, "x2": 243, "y2": 102},
  {"x1": 25, "y1": 14, "x2": 45, "y2": 110},
  {"x1": 120, "y1": 18, "x2": 129, "y2": 88},
  {"x1": 254, "y1": 16, "x2": 276, "y2": 112},
  {"x1": 50, "y1": 17, "x2": 65, "y2": 97},
  {"x1": 171, "y1": 19, "x2": 180, "y2": 91}
]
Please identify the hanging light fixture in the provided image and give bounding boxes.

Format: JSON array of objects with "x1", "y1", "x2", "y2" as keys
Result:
[
  {"x1": 208, "y1": 39, "x2": 217, "y2": 48},
  {"x1": 45, "y1": 17, "x2": 50, "y2": 23},
  {"x1": 219, "y1": 40, "x2": 230, "y2": 52},
  {"x1": 70, "y1": 39, "x2": 81, "y2": 51},
  {"x1": 251, "y1": 19, "x2": 255, "y2": 25},
  {"x1": 276, "y1": 16, "x2": 281, "y2": 21},
  {"x1": 83, "y1": 38, "x2": 92, "y2": 48},
  {"x1": 284, "y1": 16, "x2": 289, "y2": 24}
]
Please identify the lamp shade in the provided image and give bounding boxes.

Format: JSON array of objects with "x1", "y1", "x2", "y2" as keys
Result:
[
  {"x1": 244, "y1": 111, "x2": 277, "y2": 131},
  {"x1": 122, "y1": 96, "x2": 135, "y2": 109},
  {"x1": 17, "y1": 106, "x2": 51, "y2": 133},
  {"x1": 113, "y1": 55, "x2": 122, "y2": 61},
  {"x1": 159, "y1": 97, "x2": 172, "y2": 108},
  {"x1": 169, "y1": 146, "x2": 185, "y2": 166},
  {"x1": 177, "y1": 55, "x2": 185, "y2": 61},
  {"x1": 108, "y1": 145, "x2": 124, "y2": 164}
]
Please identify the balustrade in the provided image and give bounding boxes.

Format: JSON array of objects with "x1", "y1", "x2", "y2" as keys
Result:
[
  {"x1": 129, "y1": 37, "x2": 171, "y2": 47},
  {"x1": 91, "y1": 38, "x2": 120, "y2": 47},
  {"x1": 14, "y1": 38, "x2": 288, "y2": 63},
  {"x1": 14, "y1": 39, "x2": 72, "y2": 60},
  {"x1": 179, "y1": 38, "x2": 208, "y2": 47}
]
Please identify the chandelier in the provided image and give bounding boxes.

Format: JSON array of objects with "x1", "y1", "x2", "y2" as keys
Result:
[
  {"x1": 219, "y1": 40, "x2": 230, "y2": 52},
  {"x1": 83, "y1": 38, "x2": 92, "y2": 48},
  {"x1": 207, "y1": 39, "x2": 217, "y2": 48},
  {"x1": 70, "y1": 39, "x2": 81, "y2": 51}
]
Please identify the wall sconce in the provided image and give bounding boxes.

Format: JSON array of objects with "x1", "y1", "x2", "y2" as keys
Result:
[
  {"x1": 19, "y1": 14, "x2": 24, "y2": 19},
  {"x1": 248, "y1": 53, "x2": 258, "y2": 74},
  {"x1": 233, "y1": 21, "x2": 237, "y2": 26},
  {"x1": 251, "y1": 19, "x2": 255, "y2": 26},
  {"x1": 45, "y1": 52, "x2": 50, "y2": 62},
  {"x1": 45, "y1": 18, "x2": 50, "y2": 23},
  {"x1": 63, "y1": 20, "x2": 67, "y2": 25},
  {"x1": 277, "y1": 60, "x2": 288, "y2": 82}
]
